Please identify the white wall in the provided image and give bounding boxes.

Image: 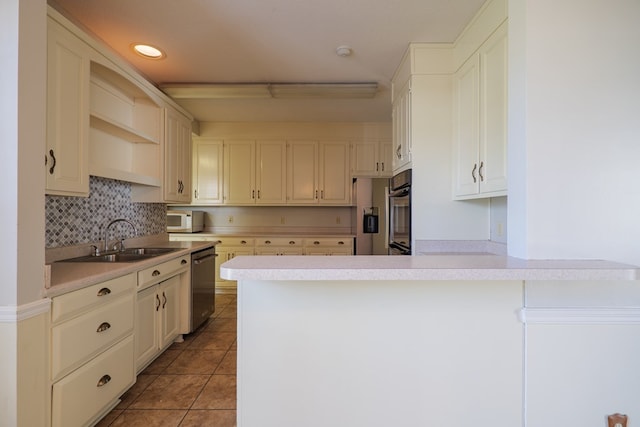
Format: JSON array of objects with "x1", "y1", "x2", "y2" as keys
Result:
[{"x1": 508, "y1": 0, "x2": 640, "y2": 265}]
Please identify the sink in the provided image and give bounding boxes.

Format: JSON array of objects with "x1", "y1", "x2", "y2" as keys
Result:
[{"x1": 59, "y1": 247, "x2": 180, "y2": 263}]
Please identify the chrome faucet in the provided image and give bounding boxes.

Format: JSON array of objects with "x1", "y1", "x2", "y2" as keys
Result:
[{"x1": 102, "y1": 218, "x2": 137, "y2": 254}]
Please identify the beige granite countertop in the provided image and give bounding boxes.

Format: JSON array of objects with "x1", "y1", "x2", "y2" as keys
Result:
[
  {"x1": 221, "y1": 253, "x2": 640, "y2": 281},
  {"x1": 45, "y1": 241, "x2": 214, "y2": 297}
]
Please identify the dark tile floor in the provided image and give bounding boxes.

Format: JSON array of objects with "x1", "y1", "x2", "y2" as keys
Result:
[{"x1": 96, "y1": 294, "x2": 237, "y2": 427}]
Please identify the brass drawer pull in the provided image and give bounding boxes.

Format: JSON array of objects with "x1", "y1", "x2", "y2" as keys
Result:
[
  {"x1": 97, "y1": 374, "x2": 111, "y2": 387},
  {"x1": 97, "y1": 288, "x2": 111, "y2": 297},
  {"x1": 289, "y1": 241, "x2": 295, "y2": 245},
  {"x1": 96, "y1": 322, "x2": 111, "y2": 333},
  {"x1": 265, "y1": 240, "x2": 271, "y2": 244},
  {"x1": 314, "y1": 241, "x2": 320, "y2": 245},
  {"x1": 338, "y1": 241, "x2": 344, "y2": 245},
  {"x1": 181, "y1": 259, "x2": 187, "y2": 265},
  {"x1": 152, "y1": 270, "x2": 161, "y2": 276}
]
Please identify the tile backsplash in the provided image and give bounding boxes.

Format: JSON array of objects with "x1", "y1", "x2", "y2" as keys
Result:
[{"x1": 45, "y1": 176, "x2": 166, "y2": 248}]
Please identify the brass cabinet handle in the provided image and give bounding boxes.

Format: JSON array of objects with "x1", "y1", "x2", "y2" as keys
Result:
[
  {"x1": 376, "y1": 162, "x2": 379, "y2": 171},
  {"x1": 97, "y1": 374, "x2": 111, "y2": 387},
  {"x1": 162, "y1": 291, "x2": 167, "y2": 309},
  {"x1": 257, "y1": 190, "x2": 261, "y2": 199},
  {"x1": 289, "y1": 241, "x2": 295, "y2": 245},
  {"x1": 338, "y1": 241, "x2": 344, "y2": 245},
  {"x1": 181, "y1": 259, "x2": 187, "y2": 265},
  {"x1": 252, "y1": 190, "x2": 255, "y2": 199},
  {"x1": 97, "y1": 287, "x2": 111, "y2": 297},
  {"x1": 48, "y1": 149, "x2": 56, "y2": 174},
  {"x1": 152, "y1": 270, "x2": 161, "y2": 276},
  {"x1": 155, "y1": 294, "x2": 161, "y2": 311},
  {"x1": 381, "y1": 162, "x2": 385, "y2": 172},
  {"x1": 315, "y1": 190, "x2": 318, "y2": 199},
  {"x1": 240, "y1": 240, "x2": 247, "y2": 244},
  {"x1": 478, "y1": 161, "x2": 484, "y2": 182},
  {"x1": 314, "y1": 241, "x2": 320, "y2": 245},
  {"x1": 265, "y1": 240, "x2": 271, "y2": 244},
  {"x1": 471, "y1": 163, "x2": 477, "y2": 183}
]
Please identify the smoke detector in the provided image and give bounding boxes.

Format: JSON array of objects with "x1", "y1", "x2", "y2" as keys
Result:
[{"x1": 336, "y1": 45, "x2": 352, "y2": 57}]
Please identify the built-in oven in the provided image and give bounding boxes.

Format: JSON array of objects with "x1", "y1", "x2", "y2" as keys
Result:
[{"x1": 388, "y1": 169, "x2": 411, "y2": 255}]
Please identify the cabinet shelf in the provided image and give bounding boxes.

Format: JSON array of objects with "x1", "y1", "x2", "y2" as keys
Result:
[{"x1": 90, "y1": 113, "x2": 159, "y2": 145}]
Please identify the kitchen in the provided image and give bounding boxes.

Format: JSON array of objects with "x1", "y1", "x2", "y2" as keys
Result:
[{"x1": 2, "y1": 0, "x2": 640, "y2": 426}]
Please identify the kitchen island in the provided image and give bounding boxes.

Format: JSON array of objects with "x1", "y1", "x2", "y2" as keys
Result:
[{"x1": 221, "y1": 254, "x2": 640, "y2": 427}]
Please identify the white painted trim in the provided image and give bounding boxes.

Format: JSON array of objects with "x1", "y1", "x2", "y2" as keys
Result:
[
  {"x1": 518, "y1": 307, "x2": 640, "y2": 325},
  {"x1": 0, "y1": 299, "x2": 51, "y2": 323}
]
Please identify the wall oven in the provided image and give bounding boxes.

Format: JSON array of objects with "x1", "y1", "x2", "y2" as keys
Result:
[{"x1": 388, "y1": 169, "x2": 411, "y2": 255}]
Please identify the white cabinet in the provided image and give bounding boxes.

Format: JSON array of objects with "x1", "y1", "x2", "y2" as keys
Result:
[
  {"x1": 215, "y1": 238, "x2": 255, "y2": 293},
  {"x1": 453, "y1": 22, "x2": 507, "y2": 199},
  {"x1": 46, "y1": 17, "x2": 90, "y2": 196},
  {"x1": 351, "y1": 140, "x2": 393, "y2": 177},
  {"x1": 224, "y1": 140, "x2": 286, "y2": 205},
  {"x1": 164, "y1": 107, "x2": 192, "y2": 203},
  {"x1": 255, "y1": 238, "x2": 303, "y2": 256},
  {"x1": 50, "y1": 273, "x2": 136, "y2": 427},
  {"x1": 135, "y1": 255, "x2": 189, "y2": 372},
  {"x1": 192, "y1": 137, "x2": 224, "y2": 204},
  {"x1": 287, "y1": 141, "x2": 351, "y2": 205},
  {"x1": 303, "y1": 237, "x2": 354, "y2": 255},
  {"x1": 391, "y1": 80, "x2": 412, "y2": 172}
]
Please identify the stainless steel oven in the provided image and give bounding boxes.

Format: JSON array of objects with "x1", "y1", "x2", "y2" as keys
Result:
[
  {"x1": 190, "y1": 247, "x2": 216, "y2": 331},
  {"x1": 388, "y1": 169, "x2": 411, "y2": 255}
]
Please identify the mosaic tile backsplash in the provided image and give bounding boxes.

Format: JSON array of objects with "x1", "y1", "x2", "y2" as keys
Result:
[{"x1": 45, "y1": 176, "x2": 166, "y2": 248}]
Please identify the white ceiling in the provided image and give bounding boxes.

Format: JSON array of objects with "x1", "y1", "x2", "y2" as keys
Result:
[{"x1": 49, "y1": 0, "x2": 486, "y2": 123}]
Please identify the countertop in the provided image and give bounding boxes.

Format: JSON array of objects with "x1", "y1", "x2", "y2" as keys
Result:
[
  {"x1": 45, "y1": 241, "x2": 215, "y2": 297},
  {"x1": 220, "y1": 253, "x2": 640, "y2": 281}
]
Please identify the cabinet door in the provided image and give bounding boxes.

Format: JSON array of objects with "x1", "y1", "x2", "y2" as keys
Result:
[
  {"x1": 165, "y1": 108, "x2": 192, "y2": 203},
  {"x1": 193, "y1": 138, "x2": 223, "y2": 204},
  {"x1": 319, "y1": 141, "x2": 350, "y2": 205},
  {"x1": 256, "y1": 140, "x2": 287, "y2": 204},
  {"x1": 379, "y1": 140, "x2": 393, "y2": 177},
  {"x1": 135, "y1": 285, "x2": 159, "y2": 372},
  {"x1": 224, "y1": 140, "x2": 256, "y2": 204},
  {"x1": 159, "y1": 276, "x2": 181, "y2": 349},
  {"x1": 453, "y1": 54, "x2": 481, "y2": 197},
  {"x1": 479, "y1": 23, "x2": 508, "y2": 195},
  {"x1": 351, "y1": 141, "x2": 379, "y2": 177},
  {"x1": 392, "y1": 81, "x2": 412, "y2": 172},
  {"x1": 287, "y1": 141, "x2": 318, "y2": 204},
  {"x1": 46, "y1": 18, "x2": 90, "y2": 196}
]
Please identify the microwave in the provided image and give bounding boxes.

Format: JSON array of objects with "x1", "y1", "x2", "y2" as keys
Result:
[{"x1": 167, "y1": 210, "x2": 204, "y2": 233}]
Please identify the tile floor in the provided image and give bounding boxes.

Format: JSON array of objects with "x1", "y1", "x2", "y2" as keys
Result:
[{"x1": 96, "y1": 294, "x2": 238, "y2": 427}]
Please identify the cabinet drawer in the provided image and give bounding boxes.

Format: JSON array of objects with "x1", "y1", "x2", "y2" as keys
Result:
[
  {"x1": 52, "y1": 335, "x2": 135, "y2": 427},
  {"x1": 137, "y1": 255, "x2": 189, "y2": 290},
  {"x1": 303, "y1": 238, "x2": 353, "y2": 248},
  {"x1": 255, "y1": 237, "x2": 302, "y2": 247},
  {"x1": 52, "y1": 273, "x2": 135, "y2": 324},
  {"x1": 52, "y1": 294, "x2": 134, "y2": 381},
  {"x1": 217, "y1": 237, "x2": 254, "y2": 247}
]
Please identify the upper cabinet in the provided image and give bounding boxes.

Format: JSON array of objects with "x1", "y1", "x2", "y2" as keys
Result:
[
  {"x1": 223, "y1": 140, "x2": 287, "y2": 205},
  {"x1": 164, "y1": 108, "x2": 192, "y2": 203},
  {"x1": 46, "y1": 17, "x2": 90, "y2": 196},
  {"x1": 453, "y1": 19, "x2": 508, "y2": 199},
  {"x1": 192, "y1": 137, "x2": 223, "y2": 205},
  {"x1": 391, "y1": 80, "x2": 412, "y2": 173},
  {"x1": 351, "y1": 140, "x2": 393, "y2": 178},
  {"x1": 46, "y1": 8, "x2": 194, "y2": 201},
  {"x1": 287, "y1": 141, "x2": 351, "y2": 205}
]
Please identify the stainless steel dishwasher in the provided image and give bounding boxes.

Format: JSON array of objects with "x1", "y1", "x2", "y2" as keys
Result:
[{"x1": 190, "y1": 246, "x2": 216, "y2": 332}]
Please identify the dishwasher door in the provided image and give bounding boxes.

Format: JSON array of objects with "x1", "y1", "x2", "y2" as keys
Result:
[{"x1": 191, "y1": 247, "x2": 216, "y2": 331}]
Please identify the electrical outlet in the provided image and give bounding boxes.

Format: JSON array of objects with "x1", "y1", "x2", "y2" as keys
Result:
[
  {"x1": 280, "y1": 216, "x2": 285, "y2": 224},
  {"x1": 336, "y1": 216, "x2": 341, "y2": 224},
  {"x1": 228, "y1": 216, "x2": 234, "y2": 223}
]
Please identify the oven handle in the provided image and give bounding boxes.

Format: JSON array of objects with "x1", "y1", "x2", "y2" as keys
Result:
[{"x1": 389, "y1": 187, "x2": 410, "y2": 198}]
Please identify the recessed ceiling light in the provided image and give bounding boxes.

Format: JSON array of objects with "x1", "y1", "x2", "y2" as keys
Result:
[{"x1": 131, "y1": 43, "x2": 165, "y2": 59}]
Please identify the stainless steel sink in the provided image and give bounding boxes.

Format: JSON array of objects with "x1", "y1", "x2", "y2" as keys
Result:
[{"x1": 59, "y1": 247, "x2": 180, "y2": 263}]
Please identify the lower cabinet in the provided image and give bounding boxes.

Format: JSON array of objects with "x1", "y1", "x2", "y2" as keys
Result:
[
  {"x1": 50, "y1": 273, "x2": 136, "y2": 427},
  {"x1": 303, "y1": 237, "x2": 354, "y2": 255},
  {"x1": 135, "y1": 275, "x2": 181, "y2": 372},
  {"x1": 254, "y1": 238, "x2": 303, "y2": 256}
]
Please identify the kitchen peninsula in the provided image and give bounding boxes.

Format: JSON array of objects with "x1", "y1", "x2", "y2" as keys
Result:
[{"x1": 221, "y1": 254, "x2": 640, "y2": 427}]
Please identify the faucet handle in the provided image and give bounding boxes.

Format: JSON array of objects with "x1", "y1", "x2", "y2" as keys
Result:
[{"x1": 90, "y1": 245, "x2": 100, "y2": 256}]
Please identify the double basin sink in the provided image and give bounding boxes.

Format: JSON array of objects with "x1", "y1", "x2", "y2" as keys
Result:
[{"x1": 60, "y1": 247, "x2": 180, "y2": 263}]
